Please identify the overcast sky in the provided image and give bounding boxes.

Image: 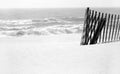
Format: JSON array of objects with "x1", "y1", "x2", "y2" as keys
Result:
[{"x1": 0, "y1": 0, "x2": 119, "y2": 8}]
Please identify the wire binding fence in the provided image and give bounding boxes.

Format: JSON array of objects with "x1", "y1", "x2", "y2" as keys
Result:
[{"x1": 81, "y1": 7, "x2": 120, "y2": 45}]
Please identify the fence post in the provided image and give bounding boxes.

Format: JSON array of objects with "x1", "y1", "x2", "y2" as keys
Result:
[{"x1": 81, "y1": 7, "x2": 90, "y2": 45}]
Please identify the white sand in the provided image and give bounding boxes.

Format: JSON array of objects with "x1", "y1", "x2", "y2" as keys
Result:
[{"x1": 0, "y1": 34, "x2": 120, "y2": 74}]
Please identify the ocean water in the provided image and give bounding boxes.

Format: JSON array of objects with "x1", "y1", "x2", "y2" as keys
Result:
[
  {"x1": 0, "y1": 8, "x2": 85, "y2": 37},
  {"x1": 0, "y1": 8, "x2": 119, "y2": 37}
]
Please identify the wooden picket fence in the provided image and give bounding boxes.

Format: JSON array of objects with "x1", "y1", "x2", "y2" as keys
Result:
[{"x1": 81, "y1": 7, "x2": 120, "y2": 45}]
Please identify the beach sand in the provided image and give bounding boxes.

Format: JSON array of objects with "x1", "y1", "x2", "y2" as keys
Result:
[{"x1": 0, "y1": 34, "x2": 120, "y2": 74}]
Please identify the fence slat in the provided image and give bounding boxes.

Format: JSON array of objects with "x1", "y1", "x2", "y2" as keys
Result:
[
  {"x1": 81, "y1": 7, "x2": 120, "y2": 45},
  {"x1": 90, "y1": 19, "x2": 106, "y2": 44},
  {"x1": 81, "y1": 8, "x2": 90, "y2": 45},
  {"x1": 99, "y1": 13, "x2": 104, "y2": 43},
  {"x1": 117, "y1": 21, "x2": 120, "y2": 40},
  {"x1": 111, "y1": 15, "x2": 116, "y2": 41},
  {"x1": 108, "y1": 14, "x2": 113, "y2": 41},
  {"x1": 96, "y1": 12, "x2": 101, "y2": 43},
  {"x1": 102, "y1": 13, "x2": 107, "y2": 42},
  {"x1": 105, "y1": 14, "x2": 110, "y2": 42},
  {"x1": 114, "y1": 15, "x2": 119, "y2": 40},
  {"x1": 88, "y1": 11, "x2": 97, "y2": 44},
  {"x1": 87, "y1": 10, "x2": 95, "y2": 44}
]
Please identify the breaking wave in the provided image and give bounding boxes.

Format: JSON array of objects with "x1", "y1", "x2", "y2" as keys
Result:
[{"x1": 0, "y1": 17, "x2": 83, "y2": 37}]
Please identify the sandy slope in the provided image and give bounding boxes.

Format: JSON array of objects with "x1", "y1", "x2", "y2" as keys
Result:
[{"x1": 0, "y1": 34, "x2": 120, "y2": 74}]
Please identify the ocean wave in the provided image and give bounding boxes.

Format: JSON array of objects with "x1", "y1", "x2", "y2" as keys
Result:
[
  {"x1": 0, "y1": 17, "x2": 83, "y2": 26},
  {"x1": 0, "y1": 24, "x2": 83, "y2": 37},
  {"x1": 0, "y1": 19, "x2": 33, "y2": 25},
  {"x1": 0, "y1": 17, "x2": 83, "y2": 37}
]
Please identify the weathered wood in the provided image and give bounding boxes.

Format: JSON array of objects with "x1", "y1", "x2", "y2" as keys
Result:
[
  {"x1": 114, "y1": 15, "x2": 119, "y2": 40},
  {"x1": 96, "y1": 12, "x2": 101, "y2": 43},
  {"x1": 88, "y1": 11, "x2": 97, "y2": 44},
  {"x1": 108, "y1": 14, "x2": 113, "y2": 41},
  {"x1": 85, "y1": 8, "x2": 91, "y2": 44},
  {"x1": 81, "y1": 7, "x2": 120, "y2": 45},
  {"x1": 105, "y1": 14, "x2": 110, "y2": 42},
  {"x1": 81, "y1": 7, "x2": 90, "y2": 45},
  {"x1": 111, "y1": 15, "x2": 116, "y2": 41},
  {"x1": 87, "y1": 10, "x2": 95, "y2": 44},
  {"x1": 90, "y1": 19, "x2": 106, "y2": 44},
  {"x1": 102, "y1": 13, "x2": 107, "y2": 42},
  {"x1": 117, "y1": 19, "x2": 120, "y2": 40},
  {"x1": 99, "y1": 13, "x2": 104, "y2": 43}
]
